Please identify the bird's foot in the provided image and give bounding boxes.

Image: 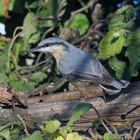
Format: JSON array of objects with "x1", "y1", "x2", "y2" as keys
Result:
[{"x1": 79, "y1": 93, "x2": 86, "y2": 101}]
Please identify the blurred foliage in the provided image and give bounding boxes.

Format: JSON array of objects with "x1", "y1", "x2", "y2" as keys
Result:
[{"x1": 0, "y1": 0, "x2": 140, "y2": 139}]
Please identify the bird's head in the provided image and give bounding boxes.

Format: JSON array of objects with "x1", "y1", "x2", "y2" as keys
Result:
[
  {"x1": 30, "y1": 37, "x2": 66, "y2": 54},
  {"x1": 30, "y1": 37, "x2": 68, "y2": 65}
]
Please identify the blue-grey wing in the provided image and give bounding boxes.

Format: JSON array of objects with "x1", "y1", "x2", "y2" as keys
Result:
[{"x1": 59, "y1": 47, "x2": 113, "y2": 85}]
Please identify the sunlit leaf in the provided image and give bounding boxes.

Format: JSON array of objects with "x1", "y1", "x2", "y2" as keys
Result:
[
  {"x1": 0, "y1": 128, "x2": 10, "y2": 140},
  {"x1": 66, "y1": 132, "x2": 84, "y2": 140},
  {"x1": 42, "y1": 120, "x2": 61, "y2": 134},
  {"x1": 103, "y1": 132, "x2": 121, "y2": 140},
  {"x1": 98, "y1": 30, "x2": 125, "y2": 59}
]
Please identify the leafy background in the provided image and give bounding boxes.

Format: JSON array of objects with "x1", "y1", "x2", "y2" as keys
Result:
[{"x1": 0, "y1": 0, "x2": 140, "y2": 139}]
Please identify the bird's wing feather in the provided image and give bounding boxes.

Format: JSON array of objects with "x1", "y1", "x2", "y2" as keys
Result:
[
  {"x1": 60, "y1": 45, "x2": 113, "y2": 85},
  {"x1": 66, "y1": 71, "x2": 112, "y2": 85}
]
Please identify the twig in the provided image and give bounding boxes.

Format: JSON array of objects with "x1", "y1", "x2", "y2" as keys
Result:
[
  {"x1": 132, "y1": 127, "x2": 140, "y2": 140},
  {"x1": 17, "y1": 114, "x2": 29, "y2": 135},
  {"x1": 91, "y1": 103, "x2": 111, "y2": 133},
  {"x1": 8, "y1": 32, "x2": 23, "y2": 67},
  {"x1": 0, "y1": 122, "x2": 21, "y2": 132},
  {"x1": 0, "y1": 37, "x2": 11, "y2": 42},
  {"x1": 27, "y1": 77, "x2": 67, "y2": 97},
  {"x1": 100, "y1": 119, "x2": 111, "y2": 133},
  {"x1": 104, "y1": 119, "x2": 118, "y2": 135},
  {"x1": 12, "y1": 26, "x2": 23, "y2": 38},
  {"x1": 42, "y1": 27, "x2": 55, "y2": 40},
  {"x1": 68, "y1": 0, "x2": 97, "y2": 23}
]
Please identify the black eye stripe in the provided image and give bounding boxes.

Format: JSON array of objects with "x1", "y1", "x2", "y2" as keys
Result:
[{"x1": 38, "y1": 42, "x2": 67, "y2": 48}]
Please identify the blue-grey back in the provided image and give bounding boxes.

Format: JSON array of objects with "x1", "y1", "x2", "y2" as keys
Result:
[{"x1": 59, "y1": 42, "x2": 110, "y2": 79}]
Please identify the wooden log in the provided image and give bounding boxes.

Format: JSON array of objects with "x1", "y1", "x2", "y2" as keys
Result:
[{"x1": 0, "y1": 82, "x2": 139, "y2": 131}]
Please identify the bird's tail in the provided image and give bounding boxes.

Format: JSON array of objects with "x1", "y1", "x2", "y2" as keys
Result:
[
  {"x1": 112, "y1": 79, "x2": 129, "y2": 89},
  {"x1": 99, "y1": 79, "x2": 129, "y2": 95}
]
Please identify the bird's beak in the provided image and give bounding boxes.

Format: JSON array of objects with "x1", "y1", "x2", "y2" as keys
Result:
[
  {"x1": 30, "y1": 47, "x2": 39, "y2": 53},
  {"x1": 30, "y1": 46, "x2": 55, "y2": 53}
]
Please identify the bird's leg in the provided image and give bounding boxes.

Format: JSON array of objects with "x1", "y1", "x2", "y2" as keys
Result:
[{"x1": 70, "y1": 82, "x2": 86, "y2": 101}]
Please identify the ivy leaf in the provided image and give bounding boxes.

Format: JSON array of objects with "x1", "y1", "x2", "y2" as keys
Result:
[
  {"x1": 103, "y1": 132, "x2": 121, "y2": 140},
  {"x1": 9, "y1": 74, "x2": 30, "y2": 92},
  {"x1": 23, "y1": 12, "x2": 41, "y2": 45},
  {"x1": 0, "y1": 1, "x2": 5, "y2": 16},
  {"x1": 0, "y1": 128, "x2": 10, "y2": 140},
  {"x1": 98, "y1": 30, "x2": 125, "y2": 59},
  {"x1": 0, "y1": 43, "x2": 10, "y2": 84},
  {"x1": 37, "y1": 0, "x2": 67, "y2": 28},
  {"x1": 67, "y1": 13, "x2": 89, "y2": 35},
  {"x1": 65, "y1": 102, "x2": 92, "y2": 132},
  {"x1": 9, "y1": 72, "x2": 47, "y2": 92},
  {"x1": 13, "y1": 39, "x2": 25, "y2": 63},
  {"x1": 29, "y1": 72, "x2": 47, "y2": 83},
  {"x1": 108, "y1": 57, "x2": 126, "y2": 79},
  {"x1": 21, "y1": 131, "x2": 42, "y2": 140},
  {"x1": 41, "y1": 120, "x2": 61, "y2": 134},
  {"x1": 125, "y1": 29, "x2": 140, "y2": 77},
  {"x1": 26, "y1": 1, "x2": 42, "y2": 10},
  {"x1": 66, "y1": 132, "x2": 84, "y2": 140},
  {"x1": 109, "y1": 5, "x2": 134, "y2": 31}
]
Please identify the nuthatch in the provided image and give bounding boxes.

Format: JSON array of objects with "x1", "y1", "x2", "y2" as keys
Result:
[{"x1": 31, "y1": 37, "x2": 129, "y2": 95}]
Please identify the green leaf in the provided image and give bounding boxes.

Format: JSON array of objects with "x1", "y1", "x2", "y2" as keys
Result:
[
  {"x1": 108, "y1": 57, "x2": 126, "y2": 79},
  {"x1": 0, "y1": 128, "x2": 10, "y2": 140},
  {"x1": 21, "y1": 131, "x2": 42, "y2": 140},
  {"x1": 23, "y1": 12, "x2": 41, "y2": 45},
  {"x1": 109, "y1": 5, "x2": 134, "y2": 31},
  {"x1": 9, "y1": 72, "x2": 47, "y2": 92},
  {"x1": 116, "y1": 5, "x2": 132, "y2": 14},
  {"x1": 65, "y1": 102, "x2": 92, "y2": 132},
  {"x1": 9, "y1": 74, "x2": 29, "y2": 92},
  {"x1": 98, "y1": 30, "x2": 125, "y2": 59},
  {"x1": 67, "y1": 13, "x2": 89, "y2": 35},
  {"x1": 13, "y1": 39, "x2": 25, "y2": 63},
  {"x1": 66, "y1": 132, "x2": 84, "y2": 140},
  {"x1": 125, "y1": 29, "x2": 140, "y2": 77},
  {"x1": 103, "y1": 132, "x2": 121, "y2": 140},
  {"x1": 9, "y1": 0, "x2": 25, "y2": 13},
  {"x1": 54, "y1": 136, "x2": 65, "y2": 140},
  {"x1": 0, "y1": 1, "x2": 5, "y2": 16},
  {"x1": 37, "y1": 0, "x2": 67, "y2": 28},
  {"x1": 41, "y1": 120, "x2": 61, "y2": 134},
  {"x1": 0, "y1": 42, "x2": 10, "y2": 84},
  {"x1": 29, "y1": 72, "x2": 47, "y2": 83},
  {"x1": 19, "y1": 69, "x2": 32, "y2": 75},
  {"x1": 26, "y1": 1, "x2": 42, "y2": 10}
]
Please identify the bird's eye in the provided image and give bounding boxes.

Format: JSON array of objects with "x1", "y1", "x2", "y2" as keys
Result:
[{"x1": 45, "y1": 43, "x2": 50, "y2": 47}]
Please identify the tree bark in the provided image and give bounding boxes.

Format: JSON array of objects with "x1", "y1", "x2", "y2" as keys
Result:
[{"x1": 0, "y1": 82, "x2": 140, "y2": 131}]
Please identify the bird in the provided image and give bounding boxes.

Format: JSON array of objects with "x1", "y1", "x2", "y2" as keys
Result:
[{"x1": 30, "y1": 37, "x2": 129, "y2": 95}]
